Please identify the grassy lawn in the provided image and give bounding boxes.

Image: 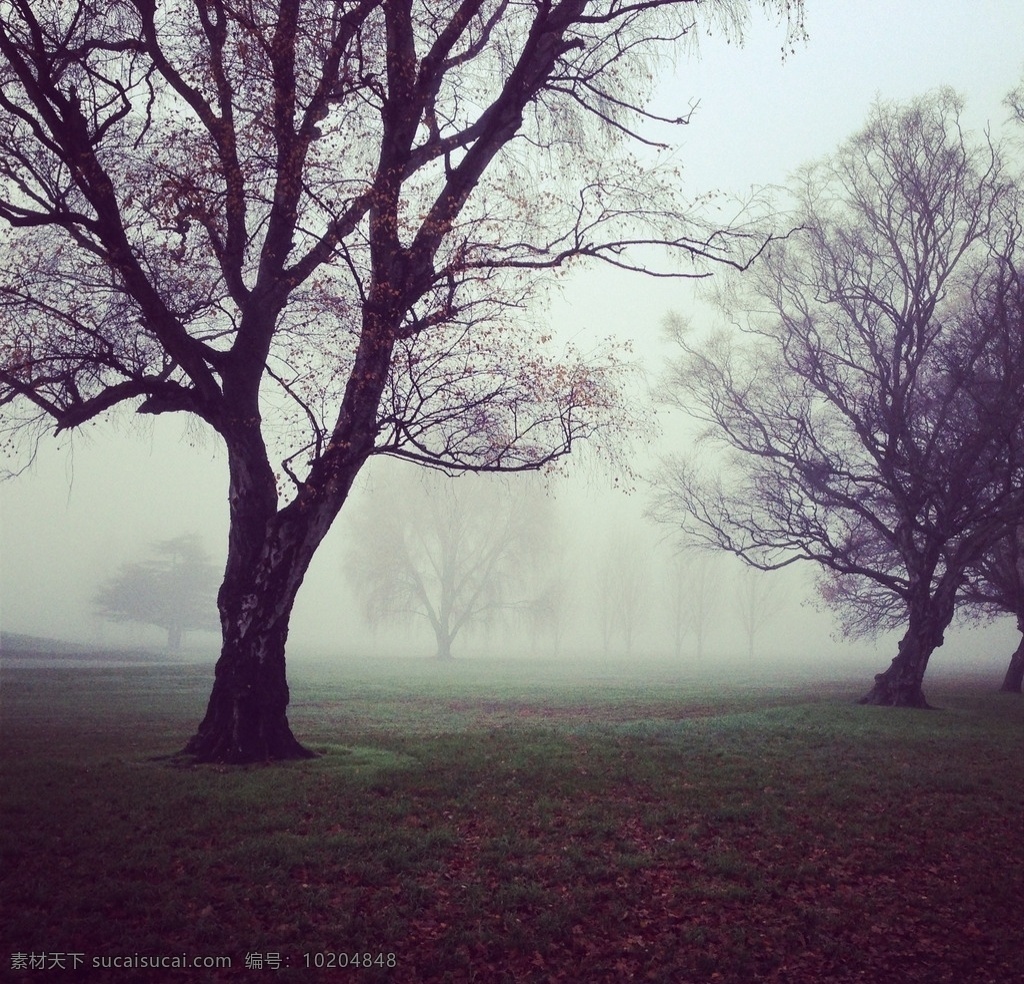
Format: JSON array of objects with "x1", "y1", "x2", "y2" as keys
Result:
[{"x1": 1, "y1": 651, "x2": 1021, "y2": 983}]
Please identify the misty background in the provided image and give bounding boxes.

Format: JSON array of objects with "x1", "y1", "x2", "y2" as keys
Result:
[{"x1": 2, "y1": 0, "x2": 1021, "y2": 681}]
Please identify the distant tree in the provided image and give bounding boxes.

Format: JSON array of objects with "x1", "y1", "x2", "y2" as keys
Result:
[
  {"x1": 666, "y1": 546, "x2": 720, "y2": 661},
  {"x1": 594, "y1": 556, "x2": 617, "y2": 659},
  {"x1": 594, "y1": 529, "x2": 648, "y2": 658},
  {"x1": 1008, "y1": 75, "x2": 1024, "y2": 128},
  {"x1": 617, "y1": 545, "x2": 648, "y2": 658},
  {"x1": 734, "y1": 565, "x2": 787, "y2": 660},
  {"x1": 666, "y1": 552, "x2": 690, "y2": 660},
  {"x1": 0, "y1": 0, "x2": 802, "y2": 762},
  {"x1": 523, "y1": 525, "x2": 572, "y2": 657},
  {"x1": 94, "y1": 534, "x2": 219, "y2": 652},
  {"x1": 651, "y1": 90, "x2": 1024, "y2": 706},
  {"x1": 345, "y1": 467, "x2": 549, "y2": 660}
]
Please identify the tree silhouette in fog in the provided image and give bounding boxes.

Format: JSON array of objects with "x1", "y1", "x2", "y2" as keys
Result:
[
  {"x1": 666, "y1": 547, "x2": 720, "y2": 661},
  {"x1": 94, "y1": 534, "x2": 219, "y2": 652},
  {"x1": 652, "y1": 88, "x2": 1024, "y2": 706},
  {"x1": 345, "y1": 467, "x2": 551, "y2": 660},
  {"x1": 734, "y1": 566, "x2": 787, "y2": 661},
  {"x1": 594, "y1": 529, "x2": 648, "y2": 658}
]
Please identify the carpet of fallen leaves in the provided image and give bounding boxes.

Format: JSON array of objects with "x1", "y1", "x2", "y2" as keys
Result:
[
  {"x1": 280, "y1": 706, "x2": 1022, "y2": 984},
  {"x1": 404, "y1": 832, "x2": 1009, "y2": 983},
  {"x1": 4, "y1": 681, "x2": 1021, "y2": 984},
  {"x1": 321, "y1": 809, "x2": 1019, "y2": 983}
]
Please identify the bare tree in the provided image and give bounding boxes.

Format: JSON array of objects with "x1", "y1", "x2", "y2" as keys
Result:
[
  {"x1": 594, "y1": 552, "x2": 617, "y2": 659},
  {"x1": 651, "y1": 89, "x2": 1024, "y2": 706},
  {"x1": 818, "y1": 521, "x2": 1024, "y2": 695},
  {"x1": 1007, "y1": 75, "x2": 1024, "y2": 129},
  {"x1": 594, "y1": 528, "x2": 648, "y2": 658},
  {"x1": 523, "y1": 522, "x2": 572, "y2": 657},
  {"x1": 967, "y1": 78, "x2": 1024, "y2": 696},
  {"x1": 617, "y1": 539, "x2": 649, "y2": 658},
  {"x1": 345, "y1": 466, "x2": 549, "y2": 660},
  {"x1": 666, "y1": 546, "x2": 720, "y2": 660},
  {"x1": 666, "y1": 551, "x2": 691, "y2": 660},
  {"x1": 734, "y1": 564, "x2": 786, "y2": 660},
  {"x1": 0, "y1": 2, "x2": 804, "y2": 760}
]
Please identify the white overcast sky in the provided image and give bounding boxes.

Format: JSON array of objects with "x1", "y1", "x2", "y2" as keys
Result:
[
  {"x1": 2, "y1": 0, "x2": 1022, "y2": 657},
  {"x1": 680, "y1": 0, "x2": 1021, "y2": 189},
  {"x1": 550, "y1": 0, "x2": 1024, "y2": 351}
]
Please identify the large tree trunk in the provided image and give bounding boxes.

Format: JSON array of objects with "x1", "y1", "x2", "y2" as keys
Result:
[
  {"x1": 860, "y1": 581, "x2": 957, "y2": 708},
  {"x1": 433, "y1": 618, "x2": 455, "y2": 660},
  {"x1": 182, "y1": 428, "x2": 355, "y2": 763},
  {"x1": 182, "y1": 533, "x2": 316, "y2": 763},
  {"x1": 184, "y1": 621, "x2": 312, "y2": 763},
  {"x1": 999, "y1": 621, "x2": 1024, "y2": 693},
  {"x1": 182, "y1": 275, "x2": 397, "y2": 763},
  {"x1": 860, "y1": 630, "x2": 935, "y2": 707}
]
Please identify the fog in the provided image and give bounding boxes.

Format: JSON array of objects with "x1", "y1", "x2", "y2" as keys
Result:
[
  {"x1": 2, "y1": 0, "x2": 1022, "y2": 689},
  {"x1": 2, "y1": 421, "x2": 1017, "y2": 686}
]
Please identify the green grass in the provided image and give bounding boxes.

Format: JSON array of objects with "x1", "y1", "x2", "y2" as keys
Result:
[{"x1": 1, "y1": 654, "x2": 1021, "y2": 983}]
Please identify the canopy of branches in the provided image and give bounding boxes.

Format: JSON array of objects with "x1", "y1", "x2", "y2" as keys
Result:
[
  {"x1": 0, "y1": 1, "x2": 803, "y2": 490},
  {"x1": 653, "y1": 87, "x2": 1024, "y2": 631}
]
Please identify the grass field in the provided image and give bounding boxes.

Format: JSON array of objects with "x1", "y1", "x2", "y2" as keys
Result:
[{"x1": 1, "y1": 649, "x2": 1022, "y2": 983}]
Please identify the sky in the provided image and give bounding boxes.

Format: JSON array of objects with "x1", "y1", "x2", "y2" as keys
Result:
[{"x1": 1, "y1": 0, "x2": 1022, "y2": 676}]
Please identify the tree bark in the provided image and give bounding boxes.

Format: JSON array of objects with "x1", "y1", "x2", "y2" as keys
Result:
[
  {"x1": 182, "y1": 533, "x2": 317, "y2": 762},
  {"x1": 433, "y1": 623, "x2": 455, "y2": 660},
  {"x1": 859, "y1": 582, "x2": 957, "y2": 708},
  {"x1": 181, "y1": 282, "x2": 396, "y2": 762},
  {"x1": 183, "y1": 612, "x2": 313, "y2": 763},
  {"x1": 182, "y1": 429, "x2": 353, "y2": 762},
  {"x1": 998, "y1": 623, "x2": 1024, "y2": 693},
  {"x1": 859, "y1": 635, "x2": 934, "y2": 707},
  {"x1": 1010, "y1": 531, "x2": 1024, "y2": 693}
]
